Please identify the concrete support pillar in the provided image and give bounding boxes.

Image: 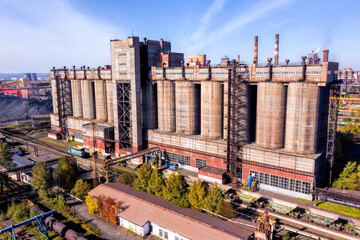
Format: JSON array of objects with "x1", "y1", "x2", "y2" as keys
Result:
[
  {"x1": 201, "y1": 81, "x2": 222, "y2": 139},
  {"x1": 81, "y1": 79, "x2": 95, "y2": 119},
  {"x1": 157, "y1": 81, "x2": 176, "y2": 132},
  {"x1": 71, "y1": 80, "x2": 83, "y2": 117},
  {"x1": 51, "y1": 79, "x2": 58, "y2": 113},
  {"x1": 256, "y1": 82, "x2": 286, "y2": 149},
  {"x1": 285, "y1": 83, "x2": 320, "y2": 154},
  {"x1": 95, "y1": 80, "x2": 107, "y2": 122},
  {"x1": 175, "y1": 81, "x2": 197, "y2": 135},
  {"x1": 106, "y1": 80, "x2": 114, "y2": 123}
]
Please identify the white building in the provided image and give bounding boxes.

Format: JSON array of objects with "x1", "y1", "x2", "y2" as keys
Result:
[{"x1": 89, "y1": 182, "x2": 255, "y2": 240}]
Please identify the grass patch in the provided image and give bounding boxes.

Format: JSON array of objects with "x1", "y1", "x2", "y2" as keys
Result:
[
  {"x1": 112, "y1": 165, "x2": 137, "y2": 175},
  {"x1": 317, "y1": 201, "x2": 360, "y2": 218},
  {"x1": 297, "y1": 198, "x2": 314, "y2": 204},
  {"x1": 67, "y1": 141, "x2": 83, "y2": 146},
  {"x1": 38, "y1": 137, "x2": 66, "y2": 147}
]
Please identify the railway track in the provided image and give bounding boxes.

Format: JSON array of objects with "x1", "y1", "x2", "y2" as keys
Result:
[{"x1": 231, "y1": 201, "x2": 359, "y2": 240}]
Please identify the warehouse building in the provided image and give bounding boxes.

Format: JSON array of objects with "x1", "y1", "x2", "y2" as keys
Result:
[
  {"x1": 89, "y1": 182, "x2": 255, "y2": 239},
  {"x1": 50, "y1": 35, "x2": 339, "y2": 200}
]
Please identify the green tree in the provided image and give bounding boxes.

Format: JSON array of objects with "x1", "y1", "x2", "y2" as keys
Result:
[
  {"x1": 332, "y1": 161, "x2": 358, "y2": 189},
  {"x1": 204, "y1": 183, "x2": 224, "y2": 214},
  {"x1": 217, "y1": 201, "x2": 237, "y2": 219},
  {"x1": 71, "y1": 179, "x2": 92, "y2": 200},
  {"x1": 189, "y1": 179, "x2": 208, "y2": 211},
  {"x1": 31, "y1": 161, "x2": 53, "y2": 192},
  {"x1": 346, "y1": 165, "x2": 360, "y2": 191},
  {"x1": 117, "y1": 173, "x2": 134, "y2": 186},
  {"x1": 55, "y1": 194, "x2": 68, "y2": 211},
  {"x1": 134, "y1": 164, "x2": 153, "y2": 191},
  {"x1": 54, "y1": 156, "x2": 79, "y2": 190},
  {"x1": 162, "y1": 173, "x2": 189, "y2": 207},
  {"x1": 147, "y1": 167, "x2": 164, "y2": 197},
  {"x1": 0, "y1": 143, "x2": 15, "y2": 192},
  {"x1": 342, "y1": 122, "x2": 360, "y2": 135}
]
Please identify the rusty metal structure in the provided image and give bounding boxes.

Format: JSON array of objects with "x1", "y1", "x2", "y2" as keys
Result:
[
  {"x1": 227, "y1": 61, "x2": 249, "y2": 182},
  {"x1": 53, "y1": 67, "x2": 72, "y2": 135},
  {"x1": 326, "y1": 80, "x2": 341, "y2": 186}
]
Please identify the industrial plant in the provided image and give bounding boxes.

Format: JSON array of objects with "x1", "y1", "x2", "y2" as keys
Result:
[{"x1": 50, "y1": 34, "x2": 339, "y2": 200}]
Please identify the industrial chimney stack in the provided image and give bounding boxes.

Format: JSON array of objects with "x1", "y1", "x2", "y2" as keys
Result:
[
  {"x1": 274, "y1": 34, "x2": 279, "y2": 65},
  {"x1": 254, "y1": 36, "x2": 258, "y2": 65},
  {"x1": 323, "y1": 50, "x2": 329, "y2": 62}
]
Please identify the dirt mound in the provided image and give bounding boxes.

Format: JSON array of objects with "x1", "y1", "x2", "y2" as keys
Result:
[{"x1": 0, "y1": 96, "x2": 52, "y2": 119}]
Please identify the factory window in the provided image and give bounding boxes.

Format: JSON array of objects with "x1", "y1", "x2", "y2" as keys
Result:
[
  {"x1": 119, "y1": 63, "x2": 126, "y2": 66},
  {"x1": 118, "y1": 53, "x2": 126, "y2": 56},
  {"x1": 159, "y1": 229, "x2": 163, "y2": 238},
  {"x1": 175, "y1": 237, "x2": 179, "y2": 240},
  {"x1": 164, "y1": 231, "x2": 168, "y2": 239},
  {"x1": 163, "y1": 151, "x2": 190, "y2": 166},
  {"x1": 119, "y1": 72, "x2": 127, "y2": 75},
  {"x1": 249, "y1": 170, "x2": 311, "y2": 195},
  {"x1": 71, "y1": 131, "x2": 83, "y2": 140},
  {"x1": 195, "y1": 158, "x2": 207, "y2": 168}
]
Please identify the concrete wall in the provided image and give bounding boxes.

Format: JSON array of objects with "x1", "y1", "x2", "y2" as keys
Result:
[
  {"x1": 81, "y1": 79, "x2": 95, "y2": 119},
  {"x1": 111, "y1": 37, "x2": 143, "y2": 152}
]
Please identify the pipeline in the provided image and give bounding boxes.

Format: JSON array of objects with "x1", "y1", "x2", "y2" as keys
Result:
[{"x1": 29, "y1": 202, "x2": 88, "y2": 240}]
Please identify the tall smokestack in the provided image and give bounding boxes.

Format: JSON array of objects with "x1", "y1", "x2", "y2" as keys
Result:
[
  {"x1": 274, "y1": 34, "x2": 279, "y2": 65},
  {"x1": 323, "y1": 50, "x2": 329, "y2": 62},
  {"x1": 254, "y1": 36, "x2": 258, "y2": 65}
]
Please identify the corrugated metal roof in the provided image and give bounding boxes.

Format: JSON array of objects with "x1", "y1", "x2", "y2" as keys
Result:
[{"x1": 89, "y1": 182, "x2": 255, "y2": 240}]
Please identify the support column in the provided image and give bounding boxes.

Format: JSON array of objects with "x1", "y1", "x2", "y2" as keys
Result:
[
  {"x1": 201, "y1": 81, "x2": 222, "y2": 139},
  {"x1": 95, "y1": 80, "x2": 107, "y2": 122},
  {"x1": 71, "y1": 79, "x2": 82, "y2": 117},
  {"x1": 81, "y1": 79, "x2": 95, "y2": 119},
  {"x1": 157, "y1": 81, "x2": 175, "y2": 132},
  {"x1": 106, "y1": 80, "x2": 114, "y2": 123},
  {"x1": 256, "y1": 82, "x2": 286, "y2": 149},
  {"x1": 176, "y1": 81, "x2": 197, "y2": 135}
]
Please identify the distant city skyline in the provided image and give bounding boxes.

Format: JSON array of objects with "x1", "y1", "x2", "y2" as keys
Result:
[{"x1": 1, "y1": 0, "x2": 359, "y2": 72}]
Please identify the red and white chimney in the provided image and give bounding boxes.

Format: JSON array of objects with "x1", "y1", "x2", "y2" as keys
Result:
[
  {"x1": 254, "y1": 36, "x2": 258, "y2": 65},
  {"x1": 274, "y1": 34, "x2": 279, "y2": 65}
]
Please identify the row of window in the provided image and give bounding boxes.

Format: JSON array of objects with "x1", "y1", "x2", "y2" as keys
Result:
[
  {"x1": 163, "y1": 151, "x2": 190, "y2": 166},
  {"x1": 256, "y1": 70, "x2": 322, "y2": 75},
  {"x1": 249, "y1": 170, "x2": 311, "y2": 194},
  {"x1": 118, "y1": 63, "x2": 126, "y2": 66},
  {"x1": 118, "y1": 53, "x2": 126, "y2": 56},
  {"x1": 195, "y1": 158, "x2": 207, "y2": 168},
  {"x1": 119, "y1": 72, "x2": 127, "y2": 75},
  {"x1": 159, "y1": 228, "x2": 186, "y2": 240}
]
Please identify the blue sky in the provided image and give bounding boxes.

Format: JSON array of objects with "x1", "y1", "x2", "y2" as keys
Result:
[{"x1": 0, "y1": 0, "x2": 359, "y2": 72}]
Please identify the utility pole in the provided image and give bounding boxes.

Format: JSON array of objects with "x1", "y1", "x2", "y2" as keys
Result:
[{"x1": 91, "y1": 123, "x2": 98, "y2": 187}]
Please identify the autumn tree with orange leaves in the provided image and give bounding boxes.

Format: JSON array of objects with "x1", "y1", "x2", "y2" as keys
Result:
[{"x1": 97, "y1": 195, "x2": 121, "y2": 224}]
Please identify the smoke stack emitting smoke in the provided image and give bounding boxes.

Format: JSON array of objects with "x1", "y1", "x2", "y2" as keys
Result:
[
  {"x1": 274, "y1": 34, "x2": 279, "y2": 65},
  {"x1": 254, "y1": 36, "x2": 258, "y2": 65}
]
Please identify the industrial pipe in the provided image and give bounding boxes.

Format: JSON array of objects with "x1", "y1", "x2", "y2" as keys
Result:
[
  {"x1": 301, "y1": 56, "x2": 307, "y2": 81},
  {"x1": 267, "y1": 58, "x2": 272, "y2": 81}
]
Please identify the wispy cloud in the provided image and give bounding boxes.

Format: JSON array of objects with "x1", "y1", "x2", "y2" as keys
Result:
[
  {"x1": 184, "y1": 0, "x2": 295, "y2": 55},
  {"x1": 183, "y1": 0, "x2": 226, "y2": 49},
  {"x1": 0, "y1": 0, "x2": 124, "y2": 72}
]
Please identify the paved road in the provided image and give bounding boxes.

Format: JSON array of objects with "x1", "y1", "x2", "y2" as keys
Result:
[{"x1": 75, "y1": 203, "x2": 152, "y2": 240}]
